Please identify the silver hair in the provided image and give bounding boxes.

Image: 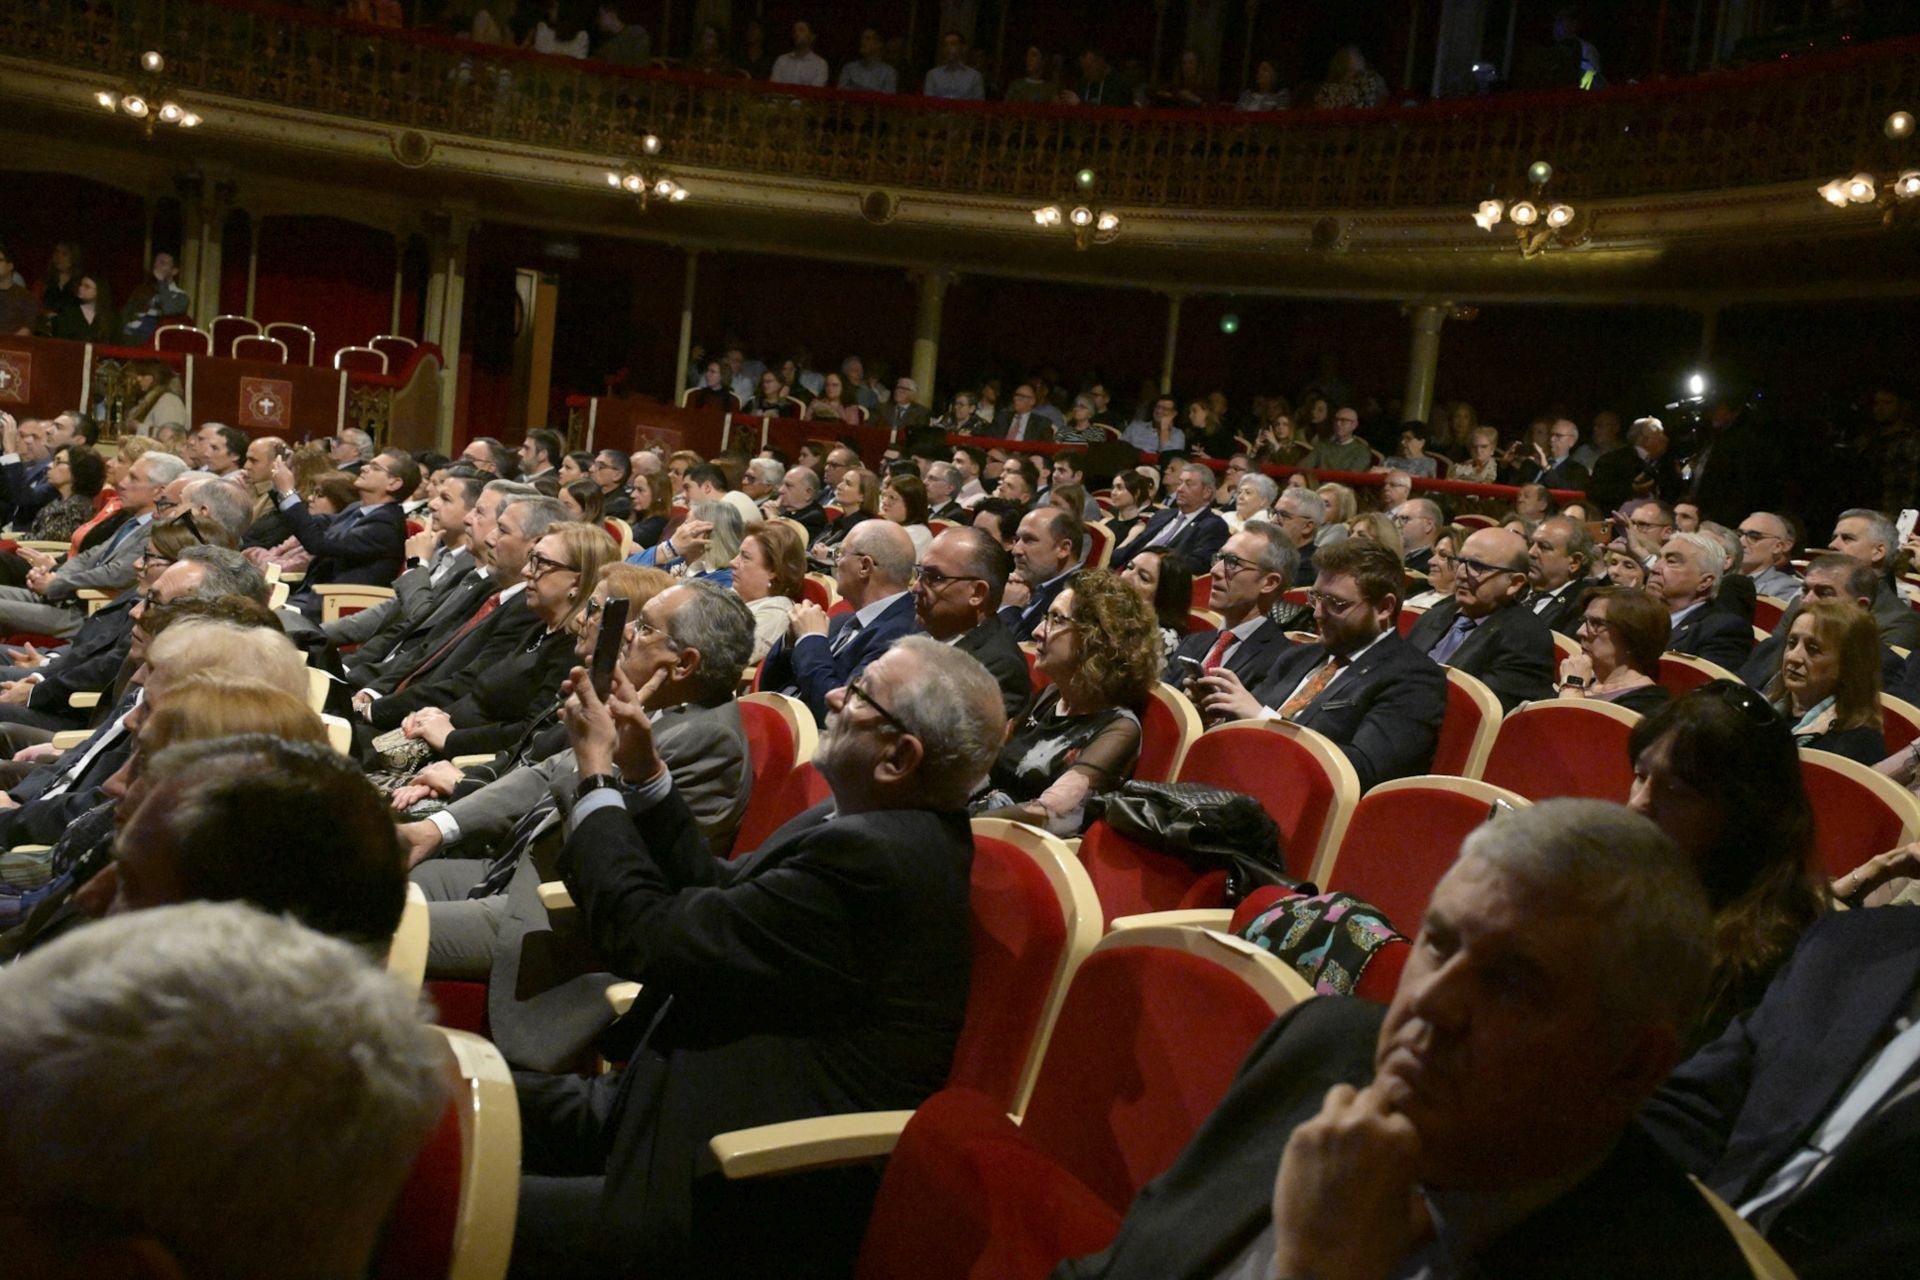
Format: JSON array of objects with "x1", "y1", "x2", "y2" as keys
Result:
[
  {"x1": 1540, "y1": 514, "x2": 1598, "y2": 573},
  {"x1": 1238, "y1": 473, "x2": 1279, "y2": 508},
  {"x1": 1457, "y1": 799, "x2": 1712, "y2": 1035},
  {"x1": 885, "y1": 635, "x2": 1009, "y2": 807},
  {"x1": 663, "y1": 580, "x2": 756, "y2": 702},
  {"x1": 1279, "y1": 486, "x2": 1327, "y2": 525},
  {"x1": 747, "y1": 458, "x2": 784, "y2": 488},
  {"x1": 480, "y1": 478, "x2": 540, "y2": 502},
  {"x1": 1668, "y1": 530, "x2": 1729, "y2": 576},
  {"x1": 505, "y1": 495, "x2": 570, "y2": 540},
  {"x1": 926, "y1": 461, "x2": 962, "y2": 490},
  {"x1": 785, "y1": 466, "x2": 822, "y2": 499},
  {"x1": 687, "y1": 499, "x2": 744, "y2": 570},
  {"x1": 337, "y1": 427, "x2": 374, "y2": 457},
  {"x1": 1836, "y1": 507, "x2": 1898, "y2": 556},
  {"x1": 1628, "y1": 416, "x2": 1665, "y2": 447},
  {"x1": 1406, "y1": 497, "x2": 1445, "y2": 527},
  {"x1": 1240, "y1": 520, "x2": 1301, "y2": 585},
  {"x1": 146, "y1": 619, "x2": 308, "y2": 701},
  {"x1": 1696, "y1": 522, "x2": 1743, "y2": 580},
  {"x1": 185, "y1": 476, "x2": 255, "y2": 543},
  {"x1": 177, "y1": 544, "x2": 269, "y2": 605},
  {"x1": 845, "y1": 518, "x2": 916, "y2": 585},
  {"x1": 0, "y1": 903, "x2": 448, "y2": 1280},
  {"x1": 142, "y1": 452, "x2": 190, "y2": 486}
]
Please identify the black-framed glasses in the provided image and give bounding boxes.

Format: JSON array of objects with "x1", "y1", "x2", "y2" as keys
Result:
[
  {"x1": 582, "y1": 596, "x2": 605, "y2": 621},
  {"x1": 1577, "y1": 612, "x2": 1611, "y2": 633},
  {"x1": 913, "y1": 565, "x2": 985, "y2": 589},
  {"x1": 525, "y1": 550, "x2": 577, "y2": 579},
  {"x1": 846, "y1": 677, "x2": 909, "y2": 735},
  {"x1": 1438, "y1": 552, "x2": 1524, "y2": 582},
  {"x1": 1211, "y1": 551, "x2": 1260, "y2": 577},
  {"x1": 823, "y1": 547, "x2": 872, "y2": 570},
  {"x1": 1701, "y1": 678, "x2": 1779, "y2": 726},
  {"x1": 1736, "y1": 527, "x2": 1779, "y2": 544}
]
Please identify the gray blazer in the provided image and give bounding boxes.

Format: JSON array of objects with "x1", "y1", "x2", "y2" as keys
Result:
[
  {"x1": 478, "y1": 699, "x2": 752, "y2": 1070},
  {"x1": 45, "y1": 516, "x2": 150, "y2": 600},
  {"x1": 326, "y1": 547, "x2": 475, "y2": 657}
]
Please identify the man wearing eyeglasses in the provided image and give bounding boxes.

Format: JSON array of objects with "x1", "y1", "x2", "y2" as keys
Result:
[
  {"x1": 1172, "y1": 526, "x2": 1297, "y2": 703},
  {"x1": 1405, "y1": 526, "x2": 1556, "y2": 711},
  {"x1": 1742, "y1": 554, "x2": 1904, "y2": 694},
  {"x1": 1525, "y1": 515, "x2": 1600, "y2": 637},
  {"x1": 271, "y1": 446, "x2": 414, "y2": 618},
  {"x1": 1735, "y1": 511, "x2": 1801, "y2": 603},
  {"x1": 1622, "y1": 497, "x2": 1678, "y2": 566},
  {"x1": 511, "y1": 636, "x2": 1006, "y2": 1277},
  {"x1": 1648, "y1": 532, "x2": 1756, "y2": 669},
  {"x1": 759, "y1": 519, "x2": 920, "y2": 725},
  {"x1": 1196, "y1": 539, "x2": 1446, "y2": 789},
  {"x1": 1392, "y1": 498, "x2": 1443, "y2": 575},
  {"x1": 912, "y1": 527, "x2": 1030, "y2": 720}
]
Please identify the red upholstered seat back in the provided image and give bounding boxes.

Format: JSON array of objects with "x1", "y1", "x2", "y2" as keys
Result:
[
  {"x1": 1327, "y1": 786, "x2": 1497, "y2": 936},
  {"x1": 1482, "y1": 703, "x2": 1637, "y2": 803},
  {"x1": 1016, "y1": 946, "x2": 1286, "y2": 1213},
  {"x1": 1353, "y1": 937, "x2": 1412, "y2": 1004},
  {"x1": 1177, "y1": 725, "x2": 1329, "y2": 883},
  {"x1": 1133, "y1": 691, "x2": 1184, "y2": 784},
  {"x1": 1076, "y1": 821, "x2": 1214, "y2": 926},
  {"x1": 1800, "y1": 754, "x2": 1912, "y2": 878},
  {"x1": 731, "y1": 700, "x2": 800, "y2": 856},
  {"x1": 1429, "y1": 675, "x2": 1486, "y2": 777},
  {"x1": 945, "y1": 832, "x2": 1073, "y2": 1107},
  {"x1": 371, "y1": 1096, "x2": 462, "y2": 1280}
]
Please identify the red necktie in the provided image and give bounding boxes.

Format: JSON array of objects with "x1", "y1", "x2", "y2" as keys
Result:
[
  {"x1": 397, "y1": 591, "x2": 502, "y2": 692},
  {"x1": 1201, "y1": 630, "x2": 1236, "y2": 673}
]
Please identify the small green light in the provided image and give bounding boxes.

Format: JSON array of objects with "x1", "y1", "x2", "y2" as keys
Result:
[
  {"x1": 1527, "y1": 160, "x2": 1553, "y2": 186},
  {"x1": 1220, "y1": 313, "x2": 1240, "y2": 335},
  {"x1": 1075, "y1": 168, "x2": 1096, "y2": 189}
]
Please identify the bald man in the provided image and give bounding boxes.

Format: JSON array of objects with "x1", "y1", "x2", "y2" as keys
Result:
[{"x1": 1404, "y1": 526, "x2": 1556, "y2": 709}]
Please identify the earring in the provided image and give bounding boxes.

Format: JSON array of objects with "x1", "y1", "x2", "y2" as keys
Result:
[{"x1": 567, "y1": 589, "x2": 577, "y2": 601}]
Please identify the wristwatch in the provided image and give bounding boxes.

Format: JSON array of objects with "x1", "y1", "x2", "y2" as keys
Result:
[
  {"x1": 1561, "y1": 674, "x2": 1588, "y2": 689},
  {"x1": 575, "y1": 773, "x2": 624, "y2": 803}
]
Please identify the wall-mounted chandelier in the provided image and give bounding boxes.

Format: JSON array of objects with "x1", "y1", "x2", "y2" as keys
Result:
[
  {"x1": 603, "y1": 133, "x2": 687, "y2": 210},
  {"x1": 1817, "y1": 111, "x2": 1920, "y2": 225},
  {"x1": 1032, "y1": 168, "x2": 1122, "y2": 250},
  {"x1": 94, "y1": 51, "x2": 202, "y2": 136},
  {"x1": 1469, "y1": 160, "x2": 1589, "y2": 258}
]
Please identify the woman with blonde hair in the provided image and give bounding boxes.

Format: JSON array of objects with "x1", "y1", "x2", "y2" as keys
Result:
[
  {"x1": 1315, "y1": 482, "x2": 1355, "y2": 547},
  {"x1": 974, "y1": 569, "x2": 1161, "y2": 835},
  {"x1": 809, "y1": 467, "x2": 879, "y2": 568},
  {"x1": 731, "y1": 520, "x2": 806, "y2": 663},
  {"x1": 1765, "y1": 600, "x2": 1886, "y2": 765},
  {"x1": 1346, "y1": 510, "x2": 1402, "y2": 561}
]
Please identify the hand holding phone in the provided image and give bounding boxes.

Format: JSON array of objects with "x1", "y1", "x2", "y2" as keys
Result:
[
  {"x1": 591, "y1": 597, "x2": 631, "y2": 699},
  {"x1": 1174, "y1": 655, "x2": 1206, "y2": 686}
]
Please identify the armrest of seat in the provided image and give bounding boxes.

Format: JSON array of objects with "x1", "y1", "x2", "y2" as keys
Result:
[
  {"x1": 536, "y1": 880, "x2": 574, "y2": 912},
  {"x1": 1107, "y1": 908, "x2": 1235, "y2": 932},
  {"x1": 451, "y1": 754, "x2": 492, "y2": 768},
  {"x1": 69, "y1": 691, "x2": 100, "y2": 709},
  {"x1": 604, "y1": 981, "x2": 642, "y2": 1015},
  {"x1": 50, "y1": 730, "x2": 90, "y2": 750},
  {"x1": 709, "y1": 1111, "x2": 917, "y2": 1180}
]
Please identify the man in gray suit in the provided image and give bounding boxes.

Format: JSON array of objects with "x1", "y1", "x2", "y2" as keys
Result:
[
  {"x1": 404, "y1": 579, "x2": 755, "y2": 1070},
  {"x1": 0, "y1": 451, "x2": 185, "y2": 638},
  {"x1": 325, "y1": 469, "x2": 480, "y2": 662}
]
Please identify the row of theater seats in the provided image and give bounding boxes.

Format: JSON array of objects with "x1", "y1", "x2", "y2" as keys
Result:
[{"x1": 148, "y1": 316, "x2": 418, "y2": 375}]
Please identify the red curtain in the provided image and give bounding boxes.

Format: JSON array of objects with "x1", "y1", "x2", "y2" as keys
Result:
[{"x1": 251, "y1": 215, "x2": 408, "y2": 365}]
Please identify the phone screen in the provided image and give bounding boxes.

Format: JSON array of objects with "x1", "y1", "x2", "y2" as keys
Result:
[
  {"x1": 1175, "y1": 655, "x2": 1206, "y2": 683},
  {"x1": 591, "y1": 597, "x2": 631, "y2": 699}
]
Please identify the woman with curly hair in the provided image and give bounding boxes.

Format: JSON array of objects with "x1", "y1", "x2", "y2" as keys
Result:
[{"x1": 973, "y1": 568, "x2": 1161, "y2": 835}]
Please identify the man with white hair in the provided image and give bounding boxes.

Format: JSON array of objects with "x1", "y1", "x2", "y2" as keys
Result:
[
  {"x1": 1272, "y1": 485, "x2": 1327, "y2": 585},
  {"x1": 923, "y1": 461, "x2": 967, "y2": 522},
  {"x1": 763, "y1": 464, "x2": 827, "y2": 540},
  {"x1": 0, "y1": 902, "x2": 449, "y2": 1280},
  {"x1": 1828, "y1": 507, "x2": 1920, "y2": 649},
  {"x1": 1057, "y1": 800, "x2": 1747, "y2": 1279},
  {"x1": 740, "y1": 457, "x2": 783, "y2": 506},
  {"x1": 1379, "y1": 468, "x2": 1413, "y2": 513},
  {"x1": 330, "y1": 426, "x2": 374, "y2": 474},
  {"x1": 1589, "y1": 415, "x2": 1677, "y2": 513},
  {"x1": 1648, "y1": 531, "x2": 1755, "y2": 668}
]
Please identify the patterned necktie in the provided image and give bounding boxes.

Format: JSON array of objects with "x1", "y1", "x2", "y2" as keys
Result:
[
  {"x1": 468, "y1": 800, "x2": 561, "y2": 900},
  {"x1": 829, "y1": 615, "x2": 865, "y2": 655},
  {"x1": 397, "y1": 590, "x2": 502, "y2": 692},
  {"x1": 1202, "y1": 629, "x2": 1236, "y2": 673},
  {"x1": 1278, "y1": 656, "x2": 1341, "y2": 719},
  {"x1": 1147, "y1": 511, "x2": 1190, "y2": 549}
]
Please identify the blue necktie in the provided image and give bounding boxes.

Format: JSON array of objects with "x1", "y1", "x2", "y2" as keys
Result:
[{"x1": 1427, "y1": 614, "x2": 1478, "y2": 665}]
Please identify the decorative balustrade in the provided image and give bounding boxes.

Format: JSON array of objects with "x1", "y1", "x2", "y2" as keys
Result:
[{"x1": 6, "y1": 0, "x2": 1920, "y2": 213}]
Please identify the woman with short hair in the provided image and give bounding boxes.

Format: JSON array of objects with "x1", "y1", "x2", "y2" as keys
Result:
[
  {"x1": 1556, "y1": 586, "x2": 1672, "y2": 715},
  {"x1": 731, "y1": 521, "x2": 807, "y2": 663}
]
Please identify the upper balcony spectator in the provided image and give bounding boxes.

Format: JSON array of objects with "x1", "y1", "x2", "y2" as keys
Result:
[
  {"x1": 838, "y1": 28, "x2": 897, "y2": 94},
  {"x1": 1143, "y1": 49, "x2": 1214, "y2": 108},
  {"x1": 1004, "y1": 45, "x2": 1054, "y2": 103},
  {"x1": 1059, "y1": 47, "x2": 1129, "y2": 107},
  {"x1": 1313, "y1": 44, "x2": 1388, "y2": 110},
  {"x1": 117, "y1": 252, "x2": 190, "y2": 346},
  {"x1": 924, "y1": 31, "x2": 985, "y2": 100},
  {"x1": 686, "y1": 22, "x2": 732, "y2": 76},
  {"x1": 770, "y1": 20, "x2": 829, "y2": 89},
  {"x1": 532, "y1": 1, "x2": 590, "y2": 59},
  {"x1": 592, "y1": 2, "x2": 651, "y2": 66},
  {"x1": 0, "y1": 247, "x2": 34, "y2": 337},
  {"x1": 1235, "y1": 58, "x2": 1291, "y2": 111}
]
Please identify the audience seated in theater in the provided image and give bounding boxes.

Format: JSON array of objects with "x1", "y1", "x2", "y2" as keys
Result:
[
  {"x1": 880, "y1": 473, "x2": 934, "y2": 557},
  {"x1": 0, "y1": 902, "x2": 448, "y2": 1280},
  {"x1": 1738, "y1": 510, "x2": 1802, "y2": 602},
  {"x1": 1648, "y1": 531, "x2": 1757, "y2": 669},
  {"x1": 1347, "y1": 510, "x2": 1403, "y2": 561},
  {"x1": 1121, "y1": 394, "x2": 1186, "y2": 453},
  {"x1": 761, "y1": 519, "x2": 920, "y2": 725},
  {"x1": 25, "y1": 445, "x2": 102, "y2": 546},
  {"x1": 326, "y1": 469, "x2": 481, "y2": 660},
  {"x1": 1103, "y1": 469, "x2": 1156, "y2": 546},
  {"x1": 0, "y1": 413, "x2": 57, "y2": 531},
  {"x1": 115, "y1": 250, "x2": 190, "y2": 345},
  {"x1": 761, "y1": 463, "x2": 827, "y2": 541},
  {"x1": 1061, "y1": 800, "x2": 1748, "y2": 1280},
  {"x1": 406, "y1": 580, "x2": 754, "y2": 1068},
  {"x1": 187, "y1": 423, "x2": 247, "y2": 478},
  {"x1": 1223, "y1": 471, "x2": 1278, "y2": 535},
  {"x1": 808, "y1": 465, "x2": 879, "y2": 568},
  {"x1": 1301, "y1": 405, "x2": 1371, "y2": 472},
  {"x1": 1172, "y1": 523, "x2": 1299, "y2": 714},
  {"x1": 1827, "y1": 506, "x2": 1920, "y2": 649},
  {"x1": 458, "y1": 435, "x2": 520, "y2": 479},
  {"x1": 1524, "y1": 513, "x2": 1600, "y2": 636},
  {"x1": 43, "y1": 271, "x2": 115, "y2": 343},
  {"x1": 1555, "y1": 586, "x2": 1673, "y2": 715},
  {"x1": 381, "y1": 520, "x2": 615, "y2": 765},
  {"x1": 586, "y1": 448, "x2": 632, "y2": 520},
  {"x1": 1112, "y1": 459, "x2": 1229, "y2": 571},
  {"x1": 924, "y1": 30, "x2": 987, "y2": 98},
  {"x1": 1315, "y1": 483, "x2": 1358, "y2": 543},
  {"x1": 911, "y1": 525, "x2": 1031, "y2": 720},
  {"x1": 1760, "y1": 600, "x2": 1887, "y2": 765},
  {"x1": 729, "y1": 519, "x2": 804, "y2": 663},
  {"x1": 0, "y1": 449, "x2": 183, "y2": 641},
  {"x1": 622, "y1": 467, "x2": 671, "y2": 548},
  {"x1": 970, "y1": 495, "x2": 1025, "y2": 555},
  {"x1": 560, "y1": 478, "x2": 605, "y2": 525},
  {"x1": 1198, "y1": 539, "x2": 1448, "y2": 789},
  {"x1": 510, "y1": 635, "x2": 1005, "y2": 1276},
  {"x1": 1404, "y1": 522, "x2": 1468, "y2": 609},
  {"x1": 1625, "y1": 681, "x2": 1826, "y2": 1046},
  {"x1": 806, "y1": 371, "x2": 862, "y2": 424},
  {"x1": 686, "y1": 359, "x2": 742, "y2": 413},
  {"x1": 269, "y1": 445, "x2": 412, "y2": 614},
  {"x1": 1389, "y1": 497, "x2": 1443, "y2": 576},
  {"x1": 1268, "y1": 484, "x2": 1327, "y2": 585},
  {"x1": 975, "y1": 570, "x2": 1156, "y2": 834},
  {"x1": 517, "y1": 428, "x2": 564, "y2": 489},
  {"x1": 182, "y1": 475, "x2": 256, "y2": 547},
  {"x1": 1405, "y1": 526, "x2": 1557, "y2": 711},
  {"x1": 1642, "y1": 900, "x2": 1920, "y2": 1279},
  {"x1": 632, "y1": 499, "x2": 741, "y2": 588},
  {"x1": 1001, "y1": 506, "x2": 1085, "y2": 638}
]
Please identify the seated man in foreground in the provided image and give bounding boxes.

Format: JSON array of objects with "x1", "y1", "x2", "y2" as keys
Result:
[
  {"x1": 511, "y1": 635, "x2": 1007, "y2": 1277},
  {"x1": 1060, "y1": 800, "x2": 1752, "y2": 1279}
]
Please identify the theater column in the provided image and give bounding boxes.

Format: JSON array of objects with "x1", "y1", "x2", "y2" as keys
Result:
[
  {"x1": 1401, "y1": 302, "x2": 1449, "y2": 426},
  {"x1": 672, "y1": 249, "x2": 698, "y2": 403},
  {"x1": 909, "y1": 270, "x2": 948, "y2": 409},
  {"x1": 1160, "y1": 291, "x2": 1184, "y2": 395},
  {"x1": 425, "y1": 212, "x2": 472, "y2": 452}
]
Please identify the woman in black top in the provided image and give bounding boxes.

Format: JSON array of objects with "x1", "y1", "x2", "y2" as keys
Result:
[
  {"x1": 1766, "y1": 600, "x2": 1887, "y2": 765},
  {"x1": 1554, "y1": 586, "x2": 1672, "y2": 716}
]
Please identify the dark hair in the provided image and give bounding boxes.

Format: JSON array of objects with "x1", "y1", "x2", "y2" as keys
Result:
[
  {"x1": 742, "y1": 520, "x2": 807, "y2": 602},
  {"x1": 565, "y1": 450, "x2": 595, "y2": 475},
  {"x1": 685, "y1": 462, "x2": 731, "y2": 492},
  {"x1": 373, "y1": 449, "x2": 421, "y2": 502},
  {"x1": 525, "y1": 428, "x2": 564, "y2": 469},
  {"x1": 594, "y1": 448, "x2": 632, "y2": 482},
  {"x1": 1398, "y1": 420, "x2": 1428, "y2": 442},
  {"x1": 1136, "y1": 549, "x2": 1195, "y2": 634},
  {"x1": 885, "y1": 474, "x2": 929, "y2": 526},
  {"x1": 60, "y1": 445, "x2": 107, "y2": 498},
  {"x1": 1626, "y1": 683, "x2": 1824, "y2": 1043},
  {"x1": 442, "y1": 471, "x2": 487, "y2": 508},
  {"x1": 972, "y1": 496, "x2": 1026, "y2": 545},
  {"x1": 1313, "y1": 538, "x2": 1405, "y2": 607},
  {"x1": 139, "y1": 735, "x2": 408, "y2": 948},
  {"x1": 1578, "y1": 586, "x2": 1669, "y2": 676},
  {"x1": 564, "y1": 478, "x2": 606, "y2": 524},
  {"x1": 1114, "y1": 470, "x2": 1155, "y2": 507},
  {"x1": 69, "y1": 412, "x2": 101, "y2": 446},
  {"x1": 306, "y1": 471, "x2": 358, "y2": 513},
  {"x1": 953, "y1": 443, "x2": 987, "y2": 471},
  {"x1": 413, "y1": 449, "x2": 451, "y2": 475}
]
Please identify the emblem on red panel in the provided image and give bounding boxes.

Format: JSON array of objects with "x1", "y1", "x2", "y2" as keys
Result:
[
  {"x1": 240, "y1": 377, "x2": 292, "y2": 431},
  {"x1": 0, "y1": 351, "x2": 31, "y2": 404}
]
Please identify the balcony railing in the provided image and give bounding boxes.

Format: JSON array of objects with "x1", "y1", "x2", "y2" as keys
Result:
[{"x1": 9, "y1": 0, "x2": 1920, "y2": 213}]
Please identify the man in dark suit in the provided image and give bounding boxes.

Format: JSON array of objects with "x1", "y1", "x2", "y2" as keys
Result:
[
  {"x1": 1171, "y1": 523, "x2": 1297, "y2": 714},
  {"x1": 923, "y1": 461, "x2": 969, "y2": 523},
  {"x1": 876, "y1": 376, "x2": 932, "y2": 431},
  {"x1": 1393, "y1": 496, "x2": 1443, "y2": 576},
  {"x1": 1650, "y1": 532, "x2": 1756, "y2": 669},
  {"x1": 269, "y1": 446, "x2": 413, "y2": 615},
  {"x1": 1531, "y1": 416, "x2": 1591, "y2": 492},
  {"x1": 1197, "y1": 539, "x2": 1447, "y2": 789},
  {"x1": 1405, "y1": 526, "x2": 1556, "y2": 710},
  {"x1": 1588, "y1": 415, "x2": 1680, "y2": 514},
  {"x1": 763, "y1": 465, "x2": 828, "y2": 542},
  {"x1": 1000, "y1": 507, "x2": 1084, "y2": 639},
  {"x1": 981, "y1": 383, "x2": 1056, "y2": 443},
  {"x1": 1829, "y1": 507, "x2": 1920, "y2": 650},
  {"x1": 1641, "y1": 905, "x2": 1920, "y2": 1279},
  {"x1": 324, "y1": 470, "x2": 479, "y2": 665},
  {"x1": 1061, "y1": 800, "x2": 1748, "y2": 1280},
  {"x1": 511, "y1": 635, "x2": 1008, "y2": 1278},
  {"x1": 1111, "y1": 460, "x2": 1229, "y2": 572},
  {"x1": 1524, "y1": 514, "x2": 1599, "y2": 637},
  {"x1": 758, "y1": 519, "x2": 920, "y2": 725},
  {"x1": 1744, "y1": 555, "x2": 1907, "y2": 691},
  {"x1": 913, "y1": 526, "x2": 1032, "y2": 719}
]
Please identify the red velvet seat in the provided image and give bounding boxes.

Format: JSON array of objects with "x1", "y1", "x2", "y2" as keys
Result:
[
  {"x1": 1429, "y1": 667, "x2": 1500, "y2": 778},
  {"x1": 1481, "y1": 699, "x2": 1642, "y2": 803},
  {"x1": 732, "y1": 693, "x2": 821, "y2": 857},
  {"x1": 1798, "y1": 746, "x2": 1920, "y2": 878}
]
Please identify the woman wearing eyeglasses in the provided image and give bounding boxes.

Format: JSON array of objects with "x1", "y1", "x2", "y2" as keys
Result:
[
  {"x1": 1763, "y1": 600, "x2": 1886, "y2": 766},
  {"x1": 1626, "y1": 681, "x2": 1826, "y2": 1047},
  {"x1": 1555, "y1": 586, "x2": 1672, "y2": 716},
  {"x1": 972, "y1": 570, "x2": 1161, "y2": 835},
  {"x1": 392, "y1": 523, "x2": 617, "y2": 763}
]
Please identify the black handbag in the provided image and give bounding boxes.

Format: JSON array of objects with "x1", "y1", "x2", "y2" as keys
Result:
[{"x1": 1089, "y1": 781, "x2": 1309, "y2": 904}]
